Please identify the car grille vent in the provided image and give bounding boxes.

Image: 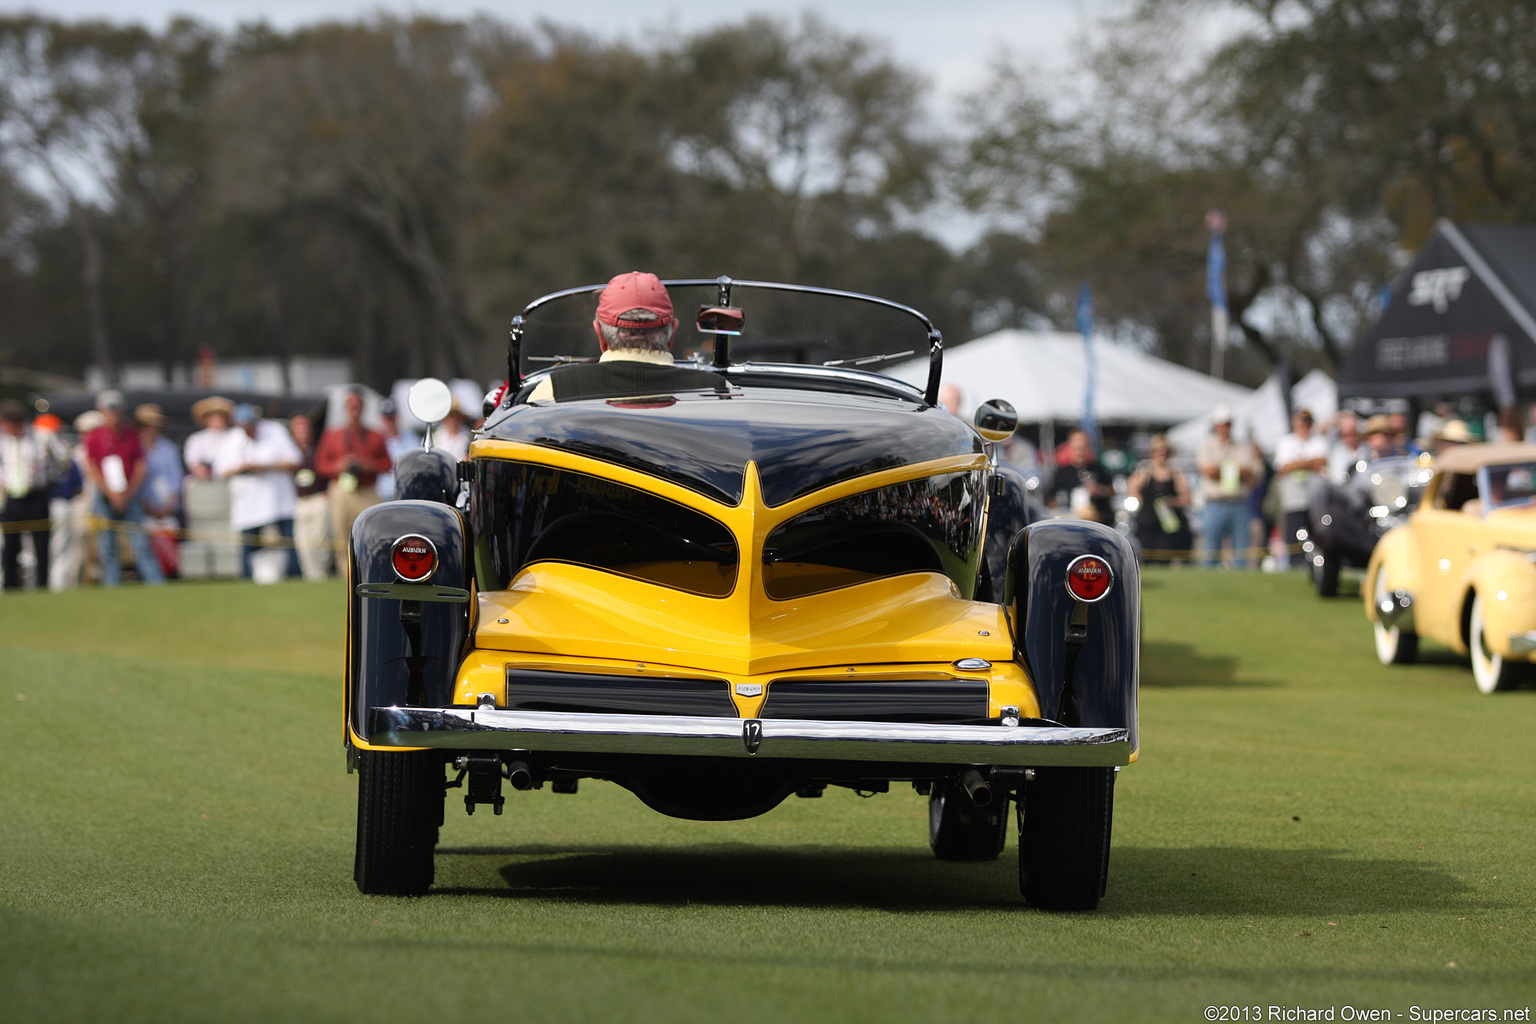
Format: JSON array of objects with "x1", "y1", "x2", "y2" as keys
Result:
[
  {"x1": 758, "y1": 678, "x2": 990, "y2": 724},
  {"x1": 503, "y1": 669, "x2": 737, "y2": 718}
]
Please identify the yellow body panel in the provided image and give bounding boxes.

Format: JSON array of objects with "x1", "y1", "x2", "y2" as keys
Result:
[
  {"x1": 465, "y1": 443, "x2": 1017, "y2": 676},
  {"x1": 475, "y1": 563, "x2": 1014, "y2": 677},
  {"x1": 353, "y1": 442, "x2": 1040, "y2": 743}
]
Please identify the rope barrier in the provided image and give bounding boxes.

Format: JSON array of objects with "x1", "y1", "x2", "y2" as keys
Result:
[
  {"x1": 3, "y1": 512, "x2": 1321, "y2": 563},
  {"x1": 0, "y1": 514, "x2": 340, "y2": 550}
]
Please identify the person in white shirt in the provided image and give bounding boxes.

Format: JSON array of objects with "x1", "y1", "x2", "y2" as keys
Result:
[
  {"x1": 1196, "y1": 406, "x2": 1263, "y2": 568},
  {"x1": 375, "y1": 399, "x2": 422, "y2": 500},
  {"x1": 1326, "y1": 411, "x2": 1366, "y2": 483},
  {"x1": 184, "y1": 396, "x2": 235, "y2": 480},
  {"x1": 1, "y1": 400, "x2": 69, "y2": 591},
  {"x1": 434, "y1": 403, "x2": 472, "y2": 462},
  {"x1": 214, "y1": 403, "x2": 302, "y2": 580},
  {"x1": 1272, "y1": 409, "x2": 1330, "y2": 568}
]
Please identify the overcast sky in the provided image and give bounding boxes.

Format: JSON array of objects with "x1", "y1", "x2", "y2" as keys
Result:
[{"x1": 3, "y1": 0, "x2": 1119, "y2": 102}]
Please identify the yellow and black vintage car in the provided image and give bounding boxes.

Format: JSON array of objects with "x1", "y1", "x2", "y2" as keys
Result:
[{"x1": 345, "y1": 278, "x2": 1140, "y2": 909}]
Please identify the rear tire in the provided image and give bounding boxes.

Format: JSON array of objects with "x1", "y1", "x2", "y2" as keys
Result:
[
  {"x1": 1314, "y1": 551, "x2": 1340, "y2": 597},
  {"x1": 355, "y1": 749, "x2": 443, "y2": 896},
  {"x1": 1018, "y1": 766, "x2": 1115, "y2": 911},
  {"x1": 1373, "y1": 567, "x2": 1418, "y2": 665},
  {"x1": 929, "y1": 782, "x2": 1008, "y2": 861},
  {"x1": 1470, "y1": 594, "x2": 1525, "y2": 694}
]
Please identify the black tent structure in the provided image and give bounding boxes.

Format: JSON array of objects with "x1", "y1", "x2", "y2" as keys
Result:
[{"x1": 1340, "y1": 220, "x2": 1536, "y2": 407}]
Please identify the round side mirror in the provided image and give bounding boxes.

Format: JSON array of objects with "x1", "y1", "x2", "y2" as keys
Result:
[
  {"x1": 974, "y1": 398, "x2": 1018, "y2": 442},
  {"x1": 407, "y1": 377, "x2": 454, "y2": 426}
]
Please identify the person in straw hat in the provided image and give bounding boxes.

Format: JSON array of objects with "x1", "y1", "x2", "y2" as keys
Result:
[
  {"x1": 184, "y1": 396, "x2": 235, "y2": 480},
  {"x1": 1363, "y1": 414, "x2": 1406, "y2": 460},
  {"x1": 135, "y1": 404, "x2": 183, "y2": 521},
  {"x1": 1429, "y1": 418, "x2": 1474, "y2": 456}
]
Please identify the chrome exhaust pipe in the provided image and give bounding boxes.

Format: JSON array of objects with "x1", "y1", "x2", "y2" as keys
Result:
[
  {"x1": 506, "y1": 759, "x2": 535, "y2": 791},
  {"x1": 960, "y1": 768, "x2": 992, "y2": 808}
]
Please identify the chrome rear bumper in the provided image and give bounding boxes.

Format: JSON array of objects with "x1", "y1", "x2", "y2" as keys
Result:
[
  {"x1": 1509, "y1": 631, "x2": 1536, "y2": 655},
  {"x1": 368, "y1": 706, "x2": 1132, "y2": 767},
  {"x1": 1377, "y1": 588, "x2": 1414, "y2": 631}
]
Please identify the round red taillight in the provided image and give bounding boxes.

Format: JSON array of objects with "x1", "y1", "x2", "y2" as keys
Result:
[
  {"x1": 391, "y1": 535, "x2": 437, "y2": 583},
  {"x1": 1065, "y1": 554, "x2": 1114, "y2": 602}
]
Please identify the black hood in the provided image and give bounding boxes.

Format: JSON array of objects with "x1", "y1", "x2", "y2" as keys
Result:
[{"x1": 484, "y1": 389, "x2": 982, "y2": 507}]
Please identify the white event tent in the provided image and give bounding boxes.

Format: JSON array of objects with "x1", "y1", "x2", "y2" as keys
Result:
[
  {"x1": 886, "y1": 330, "x2": 1252, "y2": 429},
  {"x1": 1166, "y1": 368, "x2": 1337, "y2": 458}
]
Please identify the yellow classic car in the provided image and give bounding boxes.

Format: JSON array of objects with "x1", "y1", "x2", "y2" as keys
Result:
[{"x1": 1366, "y1": 441, "x2": 1536, "y2": 693}]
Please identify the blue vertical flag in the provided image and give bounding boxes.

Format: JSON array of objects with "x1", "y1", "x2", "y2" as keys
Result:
[
  {"x1": 1205, "y1": 208, "x2": 1229, "y2": 378},
  {"x1": 1076, "y1": 281, "x2": 1098, "y2": 450},
  {"x1": 1206, "y1": 229, "x2": 1227, "y2": 313}
]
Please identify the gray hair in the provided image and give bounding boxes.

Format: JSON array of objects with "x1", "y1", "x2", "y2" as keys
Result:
[{"x1": 598, "y1": 309, "x2": 675, "y2": 353}]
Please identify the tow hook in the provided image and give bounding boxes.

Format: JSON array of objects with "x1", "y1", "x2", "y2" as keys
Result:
[{"x1": 455, "y1": 755, "x2": 506, "y2": 815}]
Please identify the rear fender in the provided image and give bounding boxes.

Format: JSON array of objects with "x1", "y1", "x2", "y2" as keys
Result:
[
  {"x1": 1459, "y1": 550, "x2": 1536, "y2": 657},
  {"x1": 1004, "y1": 519, "x2": 1139, "y2": 754},
  {"x1": 346, "y1": 500, "x2": 471, "y2": 748},
  {"x1": 977, "y1": 464, "x2": 1042, "y2": 603},
  {"x1": 395, "y1": 448, "x2": 459, "y2": 504}
]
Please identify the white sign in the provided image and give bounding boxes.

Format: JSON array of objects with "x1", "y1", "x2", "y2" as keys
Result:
[{"x1": 1407, "y1": 266, "x2": 1471, "y2": 313}]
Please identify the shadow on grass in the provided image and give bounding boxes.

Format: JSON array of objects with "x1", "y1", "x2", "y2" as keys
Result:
[
  {"x1": 432, "y1": 843, "x2": 1473, "y2": 915},
  {"x1": 1409, "y1": 648, "x2": 1471, "y2": 667},
  {"x1": 1107, "y1": 846, "x2": 1476, "y2": 916},
  {"x1": 435, "y1": 845, "x2": 1011, "y2": 909},
  {"x1": 1141, "y1": 641, "x2": 1282, "y2": 688}
]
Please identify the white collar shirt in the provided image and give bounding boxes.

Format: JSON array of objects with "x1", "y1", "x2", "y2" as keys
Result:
[{"x1": 213, "y1": 421, "x2": 302, "y2": 531}]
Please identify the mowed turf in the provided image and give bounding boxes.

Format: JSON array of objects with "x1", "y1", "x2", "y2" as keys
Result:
[{"x1": 1, "y1": 572, "x2": 1532, "y2": 1022}]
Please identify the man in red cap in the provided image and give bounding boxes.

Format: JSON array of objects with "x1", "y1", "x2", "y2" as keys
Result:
[{"x1": 527, "y1": 271, "x2": 722, "y2": 403}]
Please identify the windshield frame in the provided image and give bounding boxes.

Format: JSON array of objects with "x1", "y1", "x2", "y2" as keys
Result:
[
  {"x1": 1476, "y1": 461, "x2": 1536, "y2": 511},
  {"x1": 506, "y1": 276, "x2": 943, "y2": 407}
]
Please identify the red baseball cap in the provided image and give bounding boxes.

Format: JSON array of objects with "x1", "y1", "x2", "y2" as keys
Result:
[{"x1": 595, "y1": 271, "x2": 675, "y2": 329}]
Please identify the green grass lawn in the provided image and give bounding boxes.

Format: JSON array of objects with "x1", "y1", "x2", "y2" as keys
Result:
[{"x1": 1, "y1": 572, "x2": 1532, "y2": 1022}]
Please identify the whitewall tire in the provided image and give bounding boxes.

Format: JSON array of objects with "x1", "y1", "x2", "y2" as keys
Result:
[
  {"x1": 1373, "y1": 567, "x2": 1417, "y2": 666},
  {"x1": 1469, "y1": 594, "x2": 1522, "y2": 694}
]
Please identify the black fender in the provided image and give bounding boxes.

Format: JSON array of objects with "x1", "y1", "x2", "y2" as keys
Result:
[
  {"x1": 395, "y1": 448, "x2": 458, "y2": 504},
  {"x1": 1004, "y1": 519, "x2": 1138, "y2": 752},
  {"x1": 347, "y1": 500, "x2": 470, "y2": 745}
]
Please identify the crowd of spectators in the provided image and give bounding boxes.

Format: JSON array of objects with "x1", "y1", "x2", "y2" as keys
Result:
[
  {"x1": 993, "y1": 398, "x2": 1490, "y2": 570},
  {"x1": 0, "y1": 385, "x2": 446, "y2": 592},
  {"x1": 7, "y1": 376, "x2": 1535, "y2": 592}
]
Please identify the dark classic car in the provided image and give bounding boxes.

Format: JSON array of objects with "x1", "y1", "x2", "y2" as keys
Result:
[
  {"x1": 345, "y1": 277, "x2": 1140, "y2": 910},
  {"x1": 1305, "y1": 455, "x2": 1433, "y2": 596}
]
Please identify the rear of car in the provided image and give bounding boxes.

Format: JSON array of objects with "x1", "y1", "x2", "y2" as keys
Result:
[{"x1": 345, "y1": 280, "x2": 1140, "y2": 909}]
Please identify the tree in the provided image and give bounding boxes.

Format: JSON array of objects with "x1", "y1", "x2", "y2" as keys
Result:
[
  {"x1": 0, "y1": 18, "x2": 163, "y2": 383},
  {"x1": 207, "y1": 17, "x2": 527, "y2": 380},
  {"x1": 951, "y1": 0, "x2": 1535, "y2": 377},
  {"x1": 468, "y1": 15, "x2": 960, "y2": 348},
  {"x1": 106, "y1": 18, "x2": 222, "y2": 380}
]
